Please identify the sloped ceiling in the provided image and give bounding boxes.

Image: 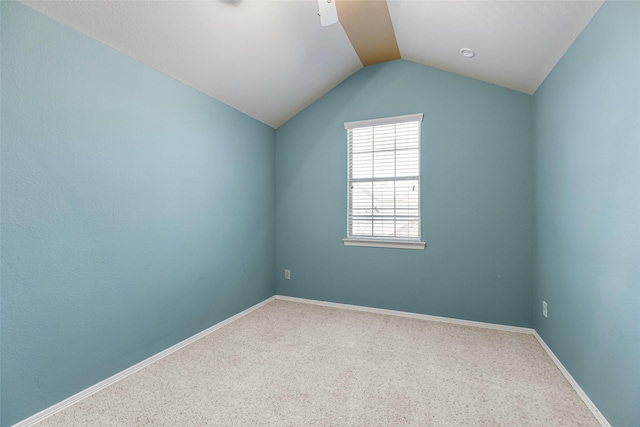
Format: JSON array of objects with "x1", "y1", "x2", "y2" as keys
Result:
[{"x1": 21, "y1": 0, "x2": 603, "y2": 128}]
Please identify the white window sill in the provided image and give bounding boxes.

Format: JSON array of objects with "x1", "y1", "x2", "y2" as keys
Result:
[{"x1": 343, "y1": 238, "x2": 426, "y2": 250}]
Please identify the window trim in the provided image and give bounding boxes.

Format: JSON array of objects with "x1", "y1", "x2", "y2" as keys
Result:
[
  {"x1": 344, "y1": 113, "x2": 425, "y2": 250},
  {"x1": 343, "y1": 238, "x2": 426, "y2": 250},
  {"x1": 344, "y1": 113, "x2": 424, "y2": 130}
]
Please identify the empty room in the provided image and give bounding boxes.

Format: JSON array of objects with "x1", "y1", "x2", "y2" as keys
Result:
[{"x1": 1, "y1": 0, "x2": 638, "y2": 426}]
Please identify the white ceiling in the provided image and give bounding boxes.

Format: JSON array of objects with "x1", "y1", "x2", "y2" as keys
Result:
[{"x1": 21, "y1": 0, "x2": 603, "y2": 128}]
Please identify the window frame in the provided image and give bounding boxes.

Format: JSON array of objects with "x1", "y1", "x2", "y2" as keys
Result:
[{"x1": 342, "y1": 113, "x2": 426, "y2": 250}]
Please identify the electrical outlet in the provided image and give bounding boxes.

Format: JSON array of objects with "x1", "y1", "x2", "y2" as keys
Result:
[
  {"x1": 543, "y1": 301, "x2": 548, "y2": 318},
  {"x1": 284, "y1": 269, "x2": 291, "y2": 280}
]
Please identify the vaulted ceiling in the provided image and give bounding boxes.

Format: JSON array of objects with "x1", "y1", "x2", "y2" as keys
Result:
[{"x1": 21, "y1": 0, "x2": 603, "y2": 128}]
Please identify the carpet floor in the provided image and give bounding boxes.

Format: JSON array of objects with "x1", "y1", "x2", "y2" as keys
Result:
[{"x1": 36, "y1": 299, "x2": 600, "y2": 426}]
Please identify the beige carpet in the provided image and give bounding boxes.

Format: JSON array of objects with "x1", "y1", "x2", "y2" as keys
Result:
[{"x1": 36, "y1": 299, "x2": 600, "y2": 426}]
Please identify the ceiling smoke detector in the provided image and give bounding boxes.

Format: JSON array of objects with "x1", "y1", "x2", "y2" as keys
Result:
[{"x1": 460, "y1": 48, "x2": 475, "y2": 58}]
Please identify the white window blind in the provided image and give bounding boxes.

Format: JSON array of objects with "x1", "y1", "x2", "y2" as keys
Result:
[{"x1": 344, "y1": 113, "x2": 424, "y2": 249}]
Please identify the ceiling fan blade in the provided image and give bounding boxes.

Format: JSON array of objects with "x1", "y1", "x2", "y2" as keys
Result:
[{"x1": 318, "y1": 0, "x2": 339, "y2": 27}]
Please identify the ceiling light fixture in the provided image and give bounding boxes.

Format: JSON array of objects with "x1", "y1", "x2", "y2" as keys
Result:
[
  {"x1": 460, "y1": 48, "x2": 475, "y2": 58},
  {"x1": 318, "y1": 0, "x2": 338, "y2": 27}
]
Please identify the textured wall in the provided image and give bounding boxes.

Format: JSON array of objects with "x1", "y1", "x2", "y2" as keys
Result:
[
  {"x1": 0, "y1": 2, "x2": 275, "y2": 425},
  {"x1": 532, "y1": 2, "x2": 640, "y2": 426},
  {"x1": 276, "y1": 60, "x2": 534, "y2": 327}
]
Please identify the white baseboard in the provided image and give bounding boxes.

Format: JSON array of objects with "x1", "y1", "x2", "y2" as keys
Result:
[
  {"x1": 13, "y1": 294, "x2": 610, "y2": 427},
  {"x1": 532, "y1": 331, "x2": 611, "y2": 427},
  {"x1": 275, "y1": 295, "x2": 533, "y2": 334},
  {"x1": 275, "y1": 295, "x2": 611, "y2": 427},
  {"x1": 12, "y1": 296, "x2": 276, "y2": 427}
]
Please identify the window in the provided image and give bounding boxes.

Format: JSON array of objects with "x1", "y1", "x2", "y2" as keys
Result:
[{"x1": 343, "y1": 113, "x2": 425, "y2": 249}]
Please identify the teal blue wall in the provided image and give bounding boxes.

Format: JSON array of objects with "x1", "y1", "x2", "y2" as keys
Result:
[
  {"x1": 532, "y1": 2, "x2": 640, "y2": 426},
  {"x1": 0, "y1": 2, "x2": 276, "y2": 425},
  {"x1": 4, "y1": 0, "x2": 637, "y2": 425},
  {"x1": 276, "y1": 60, "x2": 534, "y2": 327}
]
